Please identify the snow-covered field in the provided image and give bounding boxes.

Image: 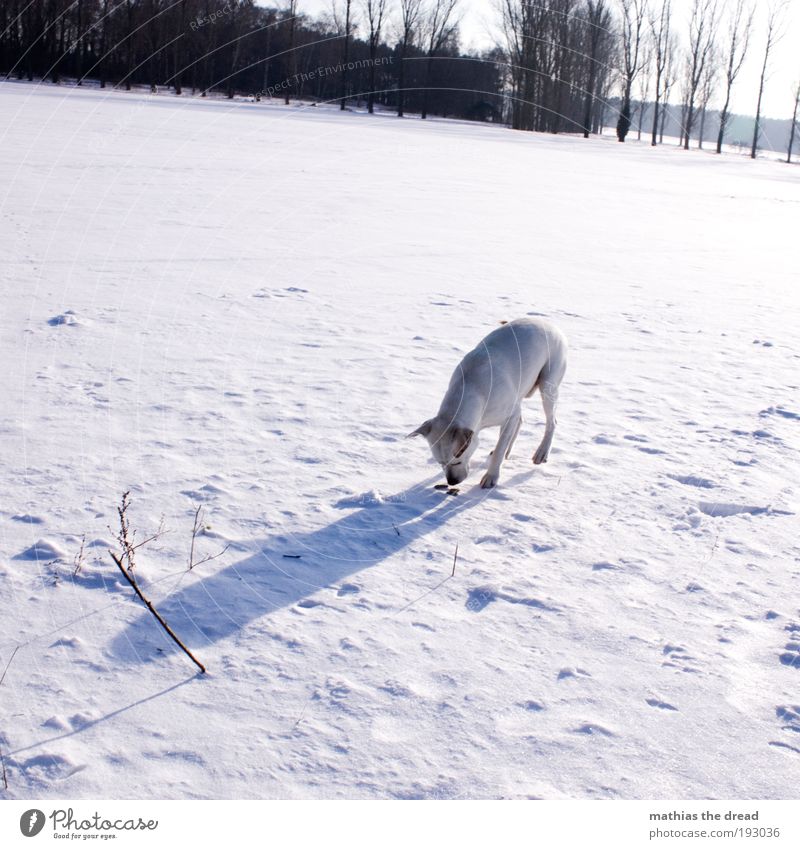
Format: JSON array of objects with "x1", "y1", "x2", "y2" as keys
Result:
[{"x1": 1, "y1": 81, "x2": 798, "y2": 800}]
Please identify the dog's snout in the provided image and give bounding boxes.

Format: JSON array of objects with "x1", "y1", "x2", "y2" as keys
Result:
[{"x1": 445, "y1": 465, "x2": 467, "y2": 486}]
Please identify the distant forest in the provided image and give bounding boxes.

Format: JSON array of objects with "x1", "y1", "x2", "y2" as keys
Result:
[{"x1": 1, "y1": 0, "x2": 798, "y2": 157}]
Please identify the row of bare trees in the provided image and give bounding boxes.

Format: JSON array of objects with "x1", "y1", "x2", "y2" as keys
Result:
[
  {"x1": 615, "y1": 0, "x2": 796, "y2": 159},
  {"x1": 0, "y1": 0, "x2": 505, "y2": 120},
  {"x1": 499, "y1": 0, "x2": 616, "y2": 135},
  {"x1": 1, "y1": 0, "x2": 797, "y2": 157}
]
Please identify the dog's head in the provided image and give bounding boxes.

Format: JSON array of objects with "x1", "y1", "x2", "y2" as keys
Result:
[{"x1": 407, "y1": 416, "x2": 476, "y2": 486}]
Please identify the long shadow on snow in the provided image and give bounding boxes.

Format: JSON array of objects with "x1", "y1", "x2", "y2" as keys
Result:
[{"x1": 111, "y1": 472, "x2": 526, "y2": 664}]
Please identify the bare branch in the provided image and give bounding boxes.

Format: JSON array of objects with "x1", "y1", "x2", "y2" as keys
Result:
[
  {"x1": 109, "y1": 493, "x2": 205, "y2": 674},
  {"x1": 188, "y1": 505, "x2": 230, "y2": 570}
]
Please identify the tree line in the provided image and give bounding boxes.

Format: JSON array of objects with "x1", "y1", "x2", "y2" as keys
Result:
[{"x1": 1, "y1": 0, "x2": 797, "y2": 159}]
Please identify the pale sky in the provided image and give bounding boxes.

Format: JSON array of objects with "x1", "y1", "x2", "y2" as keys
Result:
[{"x1": 299, "y1": 0, "x2": 800, "y2": 120}]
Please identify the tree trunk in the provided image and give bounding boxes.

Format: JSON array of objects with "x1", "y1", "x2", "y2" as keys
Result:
[
  {"x1": 651, "y1": 97, "x2": 660, "y2": 146},
  {"x1": 397, "y1": 41, "x2": 407, "y2": 116},
  {"x1": 788, "y1": 86, "x2": 799, "y2": 163},
  {"x1": 421, "y1": 54, "x2": 433, "y2": 119},
  {"x1": 716, "y1": 88, "x2": 731, "y2": 153},
  {"x1": 340, "y1": 0, "x2": 351, "y2": 110},
  {"x1": 698, "y1": 104, "x2": 707, "y2": 149},
  {"x1": 750, "y1": 49, "x2": 768, "y2": 159},
  {"x1": 174, "y1": 0, "x2": 187, "y2": 94}
]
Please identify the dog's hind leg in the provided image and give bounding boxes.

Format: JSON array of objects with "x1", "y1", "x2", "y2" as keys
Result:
[
  {"x1": 481, "y1": 409, "x2": 522, "y2": 489},
  {"x1": 533, "y1": 379, "x2": 559, "y2": 465}
]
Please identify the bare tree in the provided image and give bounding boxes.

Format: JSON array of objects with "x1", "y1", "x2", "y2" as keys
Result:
[
  {"x1": 284, "y1": 0, "x2": 299, "y2": 105},
  {"x1": 396, "y1": 0, "x2": 422, "y2": 116},
  {"x1": 681, "y1": 0, "x2": 718, "y2": 150},
  {"x1": 789, "y1": 78, "x2": 800, "y2": 163},
  {"x1": 582, "y1": 0, "x2": 614, "y2": 138},
  {"x1": 660, "y1": 32, "x2": 678, "y2": 141},
  {"x1": 363, "y1": 0, "x2": 388, "y2": 113},
  {"x1": 635, "y1": 37, "x2": 653, "y2": 139},
  {"x1": 421, "y1": 0, "x2": 460, "y2": 120},
  {"x1": 616, "y1": 0, "x2": 649, "y2": 143},
  {"x1": 715, "y1": 0, "x2": 753, "y2": 153},
  {"x1": 751, "y1": 0, "x2": 786, "y2": 159},
  {"x1": 649, "y1": 0, "x2": 671, "y2": 145},
  {"x1": 333, "y1": 0, "x2": 355, "y2": 109},
  {"x1": 498, "y1": 0, "x2": 530, "y2": 130},
  {"x1": 696, "y1": 45, "x2": 718, "y2": 147}
]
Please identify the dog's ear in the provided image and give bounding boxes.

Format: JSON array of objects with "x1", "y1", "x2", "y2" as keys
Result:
[
  {"x1": 453, "y1": 427, "x2": 474, "y2": 458},
  {"x1": 407, "y1": 419, "x2": 433, "y2": 439}
]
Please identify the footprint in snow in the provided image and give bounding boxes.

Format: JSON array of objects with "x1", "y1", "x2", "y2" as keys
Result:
[
  {"x1": 573, "y1": 723, "x2": 614, "y2": 737},
  {"x1": 770, "y1": 704, "x2": 800, "y2": 754},
  {"x1": 465, "y1": 587, "x2": 559, "y2": 614},
  {"x1": 47, "y1": 310, "x2": 83, "y2": 327},
  {"x1": 760, "y1": 406, "x2": 800, "y2": 420},
  {"x1": 698, "y1": 502, "x2": 792, "y2": 518},
  {"x1": 11, "y1": 513, "x2": 45, "y2": 524},
  {"x1": 180, "y1": 483, "x2": 227, "y2": 502},
  {"x1": 646, "y1": 697, "x2": 678, "y2": 711},
  {"x1": 558, "y1": 667, "x2": 591, "y2": 680},
  {"x1": 775, "y1": 704, "x2": 800, "y2": 732},
  {"x1": 18, "y1": 752, "x2": 86, "y2": 782},
  {"x1": 779, "y1": 623, "x2": 800, "y2": 670},
  {"x1": 662, "y1": 644, "x2": 700, "y2": 674},
  {"x1": 668, "y1": 474, "x2": 716, "y2": 489}
]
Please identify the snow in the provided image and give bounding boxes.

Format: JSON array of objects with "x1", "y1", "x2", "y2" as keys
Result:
[{"x1": 1, "y1": 80, "x2": 799, "y2": 800}]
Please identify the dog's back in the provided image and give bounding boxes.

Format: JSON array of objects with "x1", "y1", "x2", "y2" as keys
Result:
[{"x1": 455, "y1": 318, "x2": 567, "y2": 419}]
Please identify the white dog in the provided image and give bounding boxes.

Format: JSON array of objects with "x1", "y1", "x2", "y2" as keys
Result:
[{"x1": 408, "y1": 317, "x2": 567, "y2": 489}]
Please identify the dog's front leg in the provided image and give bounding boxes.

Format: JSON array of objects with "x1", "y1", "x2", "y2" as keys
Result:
[{"x1": 480, "y1": 410, "x2": 522, "y2": 489}]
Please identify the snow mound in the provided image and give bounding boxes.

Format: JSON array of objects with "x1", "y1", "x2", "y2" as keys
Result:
[
  {"x1": 16, "y1": 538, "x2": 68, "y2": 560},
  {"x1": 47, "y1": 310, "x2": 84, "y2": 327}
]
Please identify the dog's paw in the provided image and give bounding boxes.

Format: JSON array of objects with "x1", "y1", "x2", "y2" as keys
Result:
[
  {"x1": 532, "y1": 447, "x2": 550, "y2": 465},
  {"x1": 480, "y1": 471, "x2": 499, "y2": 489}
]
